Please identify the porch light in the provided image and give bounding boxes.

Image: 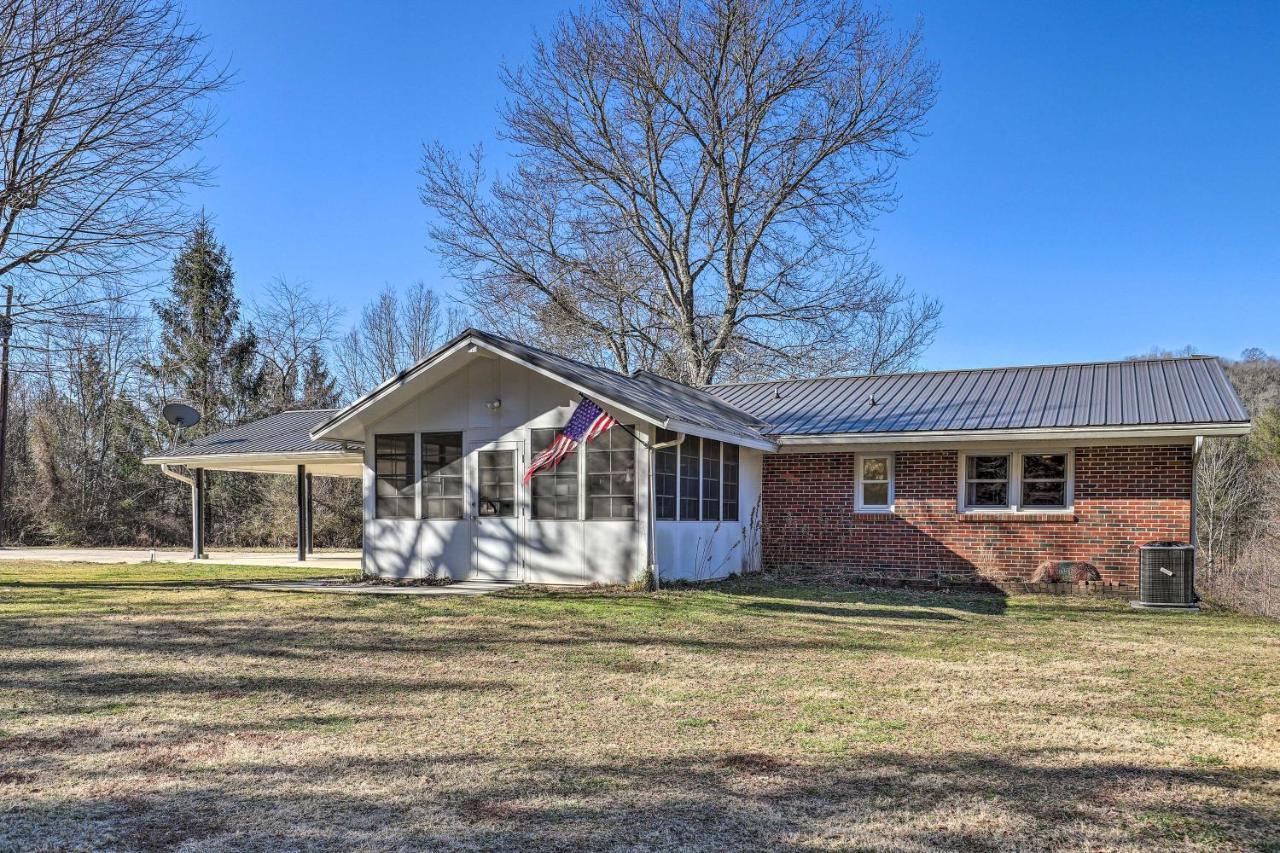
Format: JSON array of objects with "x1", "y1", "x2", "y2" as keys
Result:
[{"x1": 486, "y1": 398, "x2": 502, "y2": 411}]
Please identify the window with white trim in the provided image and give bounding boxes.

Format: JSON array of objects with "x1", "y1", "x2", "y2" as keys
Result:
[
  {"x1": 856, "y1": 453, "x2": 894, "y2": 512},
  {"x1": 960, "y1": 450, "x2": 1072, "y2": 512},
  {"x1": 1021, "y1": 453, "x2": 1068, "y2": 507},
  {"x1": 964, "y1": 454, "x2": 1010, "y2": 509}
]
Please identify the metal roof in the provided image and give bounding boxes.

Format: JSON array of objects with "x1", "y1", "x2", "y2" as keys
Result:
[
  {"x1": 707, "y1": 356, "x2": 1250, "y2": 436},
  {"x1": 157, "y1": 409, "x2": 348, "y2": 458},
  {"x1": 312, "y1": 329, "x2": 773, "y2": 447}
]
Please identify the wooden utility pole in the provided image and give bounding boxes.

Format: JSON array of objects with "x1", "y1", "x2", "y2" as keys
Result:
[{"x1": 0, "y1": 285, "x2": 14, "y2": 545}]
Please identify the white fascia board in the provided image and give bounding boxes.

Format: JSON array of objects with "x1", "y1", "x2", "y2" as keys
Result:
[
  {"x1": 310, "y1": 335, "x2": 663, "y2": 442},
  {"x1": 772, "y1": 421, "x2": 1251, "y2": 449},
  {"x1": 663, "y1": 419, "x2": 777, "y2": 451},
  {"x1": 142, "y1": 450, "x2": 363, "y2": 469}
]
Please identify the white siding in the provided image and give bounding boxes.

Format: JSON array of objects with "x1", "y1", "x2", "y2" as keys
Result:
[
  {"x1": 653, "y1": 448, "x2": 762, "y2": 581},
  {"x1": 361, "y1": 356, "x2": 650, "y2": 584}
]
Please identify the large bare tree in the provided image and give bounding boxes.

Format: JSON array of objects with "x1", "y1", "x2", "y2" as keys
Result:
[
  {"x1": 0, "y1": 0, "x2": 226, "y2": 533},
  {"x1": 421, "y1": 0, "x2": 939, "y2": 384}
]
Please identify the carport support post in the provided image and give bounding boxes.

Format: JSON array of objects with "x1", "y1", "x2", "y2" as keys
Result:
[
  {"x1": 296, "y1": 464, "x2": 307, "y2": 562},
  {"x1": 305, "y1": 472, "x2": 314, "y2": 554},
  {"x1": 191, "y1": 468, "x2": 205, "y2": 559}
]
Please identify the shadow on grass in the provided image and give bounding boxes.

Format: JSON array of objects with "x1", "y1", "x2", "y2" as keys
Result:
[
  {"x1": 741, "y1": 600, "x2": 962, "y2": 621},
  {"x1": 1, "y1": 747, "x2": 1273, "y2": 850}
]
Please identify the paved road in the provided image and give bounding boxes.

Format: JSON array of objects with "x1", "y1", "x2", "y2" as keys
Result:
[{"x1": 0, "y1": 547, "x2": 362, "y2": 570}]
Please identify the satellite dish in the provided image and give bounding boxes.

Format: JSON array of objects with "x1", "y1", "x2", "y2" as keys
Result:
[{"x1": 162, "y1": 402, "x2": 201, "y2": 429}]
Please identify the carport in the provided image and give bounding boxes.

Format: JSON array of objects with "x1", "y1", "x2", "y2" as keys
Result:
[{"x1": 143, "y1": 410, "x2": 363, "y2": 561}]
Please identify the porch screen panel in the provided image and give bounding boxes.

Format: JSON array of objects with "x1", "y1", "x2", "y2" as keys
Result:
[
  {"x1": 421, "y1": 432, "x2": 464, "y2": 519},
  {"x1": 679, "y1": 437, "x2": 700, "y2": 520},
  {"x1": 531, "y1": 427, "x2": 579, "y2": 519},
  {"x1": 701, "y1": 439, "x2": 721, "y2": 521},
  {"x1": 722, "y1": 444, "x2": 740, "y2": 521},
  {"x1": 374, "y1": 434, "x2": 415, "y2": 519},
  {"x1": 586, "y1": 426, "x2": 636, "y2": 520},
  {"x1": 654, "y1": 428, "x2": 677, "y2": 521}
]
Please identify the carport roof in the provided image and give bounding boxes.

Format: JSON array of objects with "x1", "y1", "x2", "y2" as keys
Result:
[{"x1": 144, "y1": 409, "x2": 362, "y2": 475}]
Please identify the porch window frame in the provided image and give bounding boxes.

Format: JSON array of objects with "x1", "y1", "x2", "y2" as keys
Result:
[
  {"x1": 420, "y1": 431, "x2": 465, "y2": 520},
  {"x1": 584, "y1": 423, "x2": 638, "y2": 521},
  {"x1": 373, "y1": 433, "x2": 416, "y2": 520},
  {"x1": 958, "y1": 449, "x2": 1074, "y2": 513}
]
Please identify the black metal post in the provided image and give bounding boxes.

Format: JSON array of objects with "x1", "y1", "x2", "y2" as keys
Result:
[
  {"x1": 296, "y1": 464, "x2": 307, "y2": 562},
  {"x1": 305, "y1": 471, "x2": 314, "y2": 554},
  {"x1": 192, "y1": 468, "x2": 205, "y2": 559}
]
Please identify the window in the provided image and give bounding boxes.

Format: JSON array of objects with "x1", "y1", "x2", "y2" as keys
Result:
[
  {"x1": 1021, "y1": 453, "x2": 1068, "y2": 508},
  {"x1": 722, "y1": 444, "x2": 740, "y2": 521},
  {"x1": 701, "y1": 439, "x2": 721, "y2": 521},
  {"x1": 965, "y1": 454, "x2": 1010, "y2": 508},
  {"x1": 960, "y1": 451, "x2": 1073, "y2": 512},
  {"x1": 421, "y1": 432, "x2": 464, "y2": 519},
  {"x1": 374, "y1": 434, "x2": 415, "y2": 519},
  {"x1": 654, "y1": 428, "x2": 678, "y2": 521},
  {"x1": 586, "y1": 426, "x2": 635, "y2": 519},
  {"x1": 679, "y1": 437, "x2": 701, "y2": 520},
  {"x1": 530, "y1": 427, "x2": 579, "y2": 519},
  {"x1": 477, "y1": 448, "x2": 515, "y2": 517},
  {"x1": 856, "y1": 453, "x2": 893, "y2": 511}
]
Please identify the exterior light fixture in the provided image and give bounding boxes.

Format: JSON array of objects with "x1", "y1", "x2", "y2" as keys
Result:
[{"x1": 486, "y1": 398, "x2": 502, "y2": 411}]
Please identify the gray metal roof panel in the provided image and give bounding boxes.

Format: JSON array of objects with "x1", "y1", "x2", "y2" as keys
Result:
[
  {"x1": 158, "y1": 410, "x2": 348, "y2": 458},
  {"x1": 707, "y1": 356, "x2": 1249, "y2": 436}
]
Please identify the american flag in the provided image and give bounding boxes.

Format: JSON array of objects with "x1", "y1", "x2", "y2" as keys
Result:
[{"x1": 523, "y1": 397, "x2": 616, "y2": 484}]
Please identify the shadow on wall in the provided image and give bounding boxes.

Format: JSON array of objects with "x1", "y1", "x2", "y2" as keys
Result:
[{"x1": 363, "y1": 517, "x2": 634, "y2": 585}]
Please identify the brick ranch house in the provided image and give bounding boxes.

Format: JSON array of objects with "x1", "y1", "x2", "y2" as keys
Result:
[{"x1": 146, "y1": 330, "x2": 1251, "y2": 592}]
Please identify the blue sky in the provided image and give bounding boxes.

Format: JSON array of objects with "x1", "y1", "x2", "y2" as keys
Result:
[{"x1": 184, "y1": 0, "x2": 1279, "y2": 371}]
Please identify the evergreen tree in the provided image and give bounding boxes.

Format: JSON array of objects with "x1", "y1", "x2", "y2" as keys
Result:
[
  {"x1": 300, "y1": 346, "x2": 340, "y2": 408},
  {"x1": 146, "y1": 216, "x2": 266, "y2": 546},
  {"x1": 148, "y1": 215, "x2": 264, "y2": 434}
]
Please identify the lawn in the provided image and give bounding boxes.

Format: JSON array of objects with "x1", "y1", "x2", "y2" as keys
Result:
[{"x1": 0, "y1": 562, "x2": 1276, "y2": 851}]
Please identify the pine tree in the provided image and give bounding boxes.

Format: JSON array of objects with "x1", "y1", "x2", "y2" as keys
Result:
[
  {"x1": 146, "y1": 215, "x2": 266, "y2": 546},
  {"x1": 300, "y1": 346, "x2": 340, "y2": 408},
  {"x1": 148, "y1": 215, "x2": 264, "y2": 434}
]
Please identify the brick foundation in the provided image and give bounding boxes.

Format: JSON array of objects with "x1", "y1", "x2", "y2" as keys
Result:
[{"x1": 760, "y1": 445, "x2": 1192, "y2": 588}]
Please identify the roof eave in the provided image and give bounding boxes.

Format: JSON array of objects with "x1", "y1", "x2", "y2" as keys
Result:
[
  {"x1": 142, "y1": 449, "x2": 364, "y2": 468},
  {"x1": 311, "y1": 332, "x2": 675, "y2": 443},
  {"x1": 771, "y1": 421, "x2": 1252, "y2": 446}
]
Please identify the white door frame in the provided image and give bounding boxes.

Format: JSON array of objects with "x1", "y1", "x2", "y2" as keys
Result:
[{"x1": 467, "y1": 438, "x2": 525, "y2": 581}]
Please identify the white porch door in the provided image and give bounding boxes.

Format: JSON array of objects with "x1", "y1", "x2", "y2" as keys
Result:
[{"x1": 470, "y1": 440, "x2": 522, "y2": 581}]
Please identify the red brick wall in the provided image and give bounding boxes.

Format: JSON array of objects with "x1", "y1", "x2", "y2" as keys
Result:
[{"x1": 760, "y1": 445, "x2": 1193, "y2": 586}]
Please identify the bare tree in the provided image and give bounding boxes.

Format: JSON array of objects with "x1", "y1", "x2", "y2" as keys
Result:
[
  {"x1": 332, "y1": 283, "x2": 465, "y2": 399},
  {"x1": 421, "y1": 0, "x2": 939, "y2": 384},
  {"x1": 0, "y1": 0, "x2": 227, "y2": 535},
  {"x1": 251, "y1": 277, "x2": 341, "y2": 410}
]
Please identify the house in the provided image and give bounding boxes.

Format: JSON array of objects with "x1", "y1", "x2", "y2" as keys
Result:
[{"x1": 145, "y1": 329, "x2": 1251, "y2": 589}]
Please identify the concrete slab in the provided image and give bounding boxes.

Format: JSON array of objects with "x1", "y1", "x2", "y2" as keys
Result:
[
  {"x1": 230, "y1": 579, "x2": 519, "y2": 596},
  {"x1": 0, "y1": 547, "x2": 363, "y2": 571}
]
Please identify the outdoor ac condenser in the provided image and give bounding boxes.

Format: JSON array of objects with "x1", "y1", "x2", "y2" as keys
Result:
[{"x1": 1137, "y1": 542, "x2": 1197, "y2": 608}]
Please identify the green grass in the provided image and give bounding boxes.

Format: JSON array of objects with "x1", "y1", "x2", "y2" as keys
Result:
[{"x1": 0, "y1": 560, "x2": 1277, "y2": 851}]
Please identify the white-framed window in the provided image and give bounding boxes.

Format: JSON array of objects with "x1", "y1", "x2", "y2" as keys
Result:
[
  {"x1": 959, "y1": 450, "x2": 1073, "y2": 512},
  {"x1": 855, "y1": 453, "x2": 894, "y2": 512}
]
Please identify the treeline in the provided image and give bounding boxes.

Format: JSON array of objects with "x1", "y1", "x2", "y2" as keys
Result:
[
  {"x1": 1195, "y1": 351, "x2": 1280, "y2": 617},
  {"x1": 0, "y1": 217, "x2": 463, "y2": 550}
]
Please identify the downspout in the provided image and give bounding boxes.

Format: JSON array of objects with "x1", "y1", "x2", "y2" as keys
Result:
[
  {"x1": 1191, "y1": 435, "x2": 1203, "y2": 548},
  {"x1": 647, "y1": 431, "x2": 685, "y2": 590}
]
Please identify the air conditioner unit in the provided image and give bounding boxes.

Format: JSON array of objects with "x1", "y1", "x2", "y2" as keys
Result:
[{"x1": 1135, "y1": 542, "x2": 1197, "y2": 609}]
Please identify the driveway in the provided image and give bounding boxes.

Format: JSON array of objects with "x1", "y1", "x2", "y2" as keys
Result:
[{"x1": 0, "y1": 546, "x2": 362, "y2": 571}]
